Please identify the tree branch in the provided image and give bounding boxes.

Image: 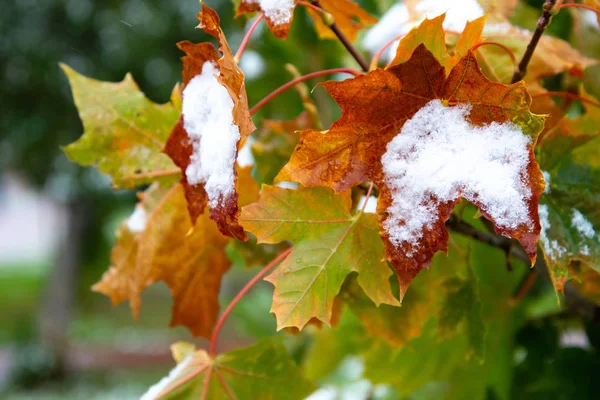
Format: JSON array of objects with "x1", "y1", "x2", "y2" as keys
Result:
[
  {"x1": 309, "y1": 1, "x2": 370, "y2": 72},
  {"x1": 446, "y1": 216, "x2": 600, "y2": 321},
  {"x1": 511, "y1": 0, "x2": 557, "y2": 83}
]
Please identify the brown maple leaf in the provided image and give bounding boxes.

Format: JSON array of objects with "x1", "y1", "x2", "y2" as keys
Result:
[
  {"x1": 237, "y1": 0, "x2": 376, "y2": 40},
  {"x1": 278, "y1": 44, "x2": 545, "y2": 297},
  {"x1": 164, "y1": 2, "x2": 255, "y2": 241}
]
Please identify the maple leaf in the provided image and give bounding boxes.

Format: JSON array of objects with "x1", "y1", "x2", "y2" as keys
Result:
[
  {"x1": 237, "y1": 0, "x2": 375, "y2": 40},
  {"x1": 278, "y1": 42, "x2": 544, "y2": 297},
  {"x1": 61, "y1": 65, "x2": 180, "y2": 189},
  {"x1": 534, "y1": 89, "x2": 600, "y2": 293},
  {"x1": 164, "y1": 2, "x2": 256, "y2": 240},
  {"x1": 141, "y1": 339, "x2": 315, "y2": 399},
  {"x1": 240, "y1": 185, "x2": 399, "y2": 330},
  {"x1": 93, "y1": 167, "x2": 258, "y2": 338},
  {"x1": 386, "y1": 13, "x2": 487, "y2": 72},
  {"x1": 307, "y1": 0, "x2": 377, "y2": 42},
  {"x1": 343, "y1": 234, "x2": 485, "y2": 360}
]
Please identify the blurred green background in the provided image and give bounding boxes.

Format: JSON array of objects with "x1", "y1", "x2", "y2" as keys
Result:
[{"x1": 1, "y1": 0, "x2": 600, "y2": 399}]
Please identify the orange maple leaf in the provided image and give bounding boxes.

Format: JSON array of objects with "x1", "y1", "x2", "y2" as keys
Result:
[
  {"x1": 278, "y1": 44, "x2": 545, "y2": 297},
  {"x1": 237, "y1": 0, "x2": 376, "y2": 40},
  {"x1": 164, "y1": 2, "x2": 255, "y2": 241}
]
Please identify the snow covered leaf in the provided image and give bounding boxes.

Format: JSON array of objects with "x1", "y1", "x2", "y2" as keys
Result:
[
  {"x1": 240, "y1": 186, "x2": 399, "y2": 330},
  {"x1": 279, "y1": 44, "x2": 544, "y2": 297},
  {"x1": 141, "y1": 339, "x2": 315, "y2": 400},
  {"x1": 237, "y1": 0, "x2": 296, "y2": 39},
  {"x1": 479, "y1": 19, "x2": 596, "y2": 83},
  {"x1": 61, "y1": 64, "x2": 180, "y2": 189},
  {"x1": 164, "y1": 3, "x2": 256, "y2": 240},
  {"x1": 92, "y1": 183, "x2": 230, "y2": 338},
  {"x1": 535, "y1": 90, "x2": 600, "y2": 292},
  {"x1": 307, "y1": 0, "x2": 377, "y2": 42}
]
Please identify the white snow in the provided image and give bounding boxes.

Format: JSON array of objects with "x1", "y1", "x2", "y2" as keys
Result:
[
  {"x1": 182, "y1": 61, "x2": 240, "y2": 209},
  {"x1": 382, "y1": 100, "x2": 533, "y2": 252},
  {"x1": 357, "y1": 195, "x2": 378, "y2": 213},
  {"x1": 260, "y1": 0, "x2": 295, "y2": 25},
  {"x1": 140, "y1": 355, "x2": 194, "y2": 400},
  {"x1": 542, "y1": 170, "x2": 551, "y2": 194},
  {"x1": 539, "y1": 204, "x2": 567, "y2": 259},
  {"x1": 363, "y1": 0, "x2": 484, "y2": 63},
  {"x1": 571, "y1": 209, "x2": 595, "y2": 239},
  {"x1": 127, "y1": 205, "x2": 147, "y2": 233},
  {"x1": 237, "y1": 136, "x2": 255, "y2": 167}
]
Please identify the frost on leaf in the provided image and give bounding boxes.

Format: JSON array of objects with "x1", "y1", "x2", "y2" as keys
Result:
[
  {"x1": 534, "y1": 88, "x2": 600, "y2": 292},
  {"x1": 141, "y1": 340, "x2": 315, "y2": 400},
  {"x1": 240, "y1": 186, "x2": 399, "y2": 330},
  {"x1": 279, "y1": 44, "x2": 544, "y2": 297},
  {"x1": 164, "y1": 3, "x2": 255, "y2": 240},
  {"x1": 61, "y1": 65, "x2": 179, "y2": 189}
]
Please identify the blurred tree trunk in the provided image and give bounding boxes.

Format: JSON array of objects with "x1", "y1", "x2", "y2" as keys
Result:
[{"x1": 39, "y1": 198, "x2": 87, "y2": 379}]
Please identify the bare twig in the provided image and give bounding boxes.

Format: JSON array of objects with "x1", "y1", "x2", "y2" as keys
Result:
[
  {"x1": 309, "y1": 1, "x2": 370, "y2": 71},
  {"x1": 511, "y1": 0, "x2": 557, "y2": 83}
]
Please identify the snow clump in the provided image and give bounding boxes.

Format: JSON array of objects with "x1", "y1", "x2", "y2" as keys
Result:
[
  {"x1": 182, "y1": 61, "x2": 240, "y2": 209},
  {"x1": 382, "y1": 100, "x2": 533, "y2": 251}
]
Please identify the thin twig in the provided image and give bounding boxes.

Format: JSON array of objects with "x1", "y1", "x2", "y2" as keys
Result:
[
  {"x1": 249, "y1": 68, "x2": 360, "y2": 114},
  {"x1": 209, "y1": 248, "x2": 293, "y2": 356},
  {"x1": 559, "y1": 3, "x2": 600, "y2": 15},
  {"x1": 511, "y1": 0, "x2": 557, "y2": 83},
  {"x1": 234, "y1": 13, "x2": 265, "y2": 63},
  {"x1": 309, "y1": 1, "x2": 370, "y2": 71}
]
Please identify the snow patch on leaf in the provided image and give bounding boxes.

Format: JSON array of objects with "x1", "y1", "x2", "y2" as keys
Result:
[
  {"x1": 126, "y1": 205, "x2": 147, "y2": 233},
  {"x1": 182, "y1": 61, "x2": 240, "y2": 209},
  {"x1": 413, "y1": 0, "x2": 484, "y2": 32},
  {"x1": 140, "y1": 354, "x2": 194, "y2": 400},
  {"x1": 571, "y1": 209, "x2": 595, "y2": 239},
  {"x1": 259, "y1": 0, "x2": 295, "y2": 25},
  {"x1": 539, "y1": 204, "x2": 567, "y2": 259},
  {"x1": 542, "y1": 170, "x2": 551, "y2": 194},
  {"x1": 382, "y1": 100, "x2": 533, "y2": 252}
]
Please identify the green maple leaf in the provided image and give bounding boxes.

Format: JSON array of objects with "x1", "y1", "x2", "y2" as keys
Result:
[
  {"x1": 536, "y1": 91, "x2": 600, "y2": 292},
  {"x1": 240, "y1": 185, "x2": 399, "y2": 330},
  {"x1": 142, "y1": 339, "x2": 315, "y2": 400},
  {"x1": 61, "y1": 64, "x2": 180, "y2": 189}
]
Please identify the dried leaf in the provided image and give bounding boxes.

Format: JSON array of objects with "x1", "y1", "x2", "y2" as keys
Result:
[
  {"x1": 142, "y1": 340, "x2": 315, "y2": 399},
  {"x1": 480, "y1": 19, "x2": 596, "y2": 83},
  {"x1": 388, "y1": 14, "x2": 447, "y2": 68},
  {"x1": 279, "y1": 43, "x2": 544, "y2": 297},
  {"x1": 237, "y1": 0, "x2": 295, "y2": 39},
  {"x1": 93, "y1": 184, "x2": 230, "y2": 338},
  {"x1": 164, "y1": 2, "x2": 255, "y2": 240},
  {"x1": 93, "y1": 166, "x2": 259, "y2": 337},
  {"x1": 308, "y1": 0, "x2": 377, "y2": 42},
  {"x1": 61, "y1": 64, "x2": 180, "y2": 189},
  {"x1": 240, "y1": 186, "x2": 399, "y2": 330}
]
